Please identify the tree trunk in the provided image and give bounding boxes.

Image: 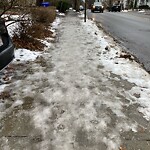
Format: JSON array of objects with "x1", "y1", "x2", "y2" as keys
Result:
[{"x1": 74, "y1": 0, "x2": 80, "y2": 11}]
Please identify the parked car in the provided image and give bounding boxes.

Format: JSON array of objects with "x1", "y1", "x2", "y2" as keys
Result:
[
  {"x1": 91, "y1": 2, "x2": 104, "y2": 13},
  {"x1": 109, "y1": 4, "x2": 121, "y2": 12},
  {"x1": 0, "y1": 18, "x2": 14, "y2": 71}
]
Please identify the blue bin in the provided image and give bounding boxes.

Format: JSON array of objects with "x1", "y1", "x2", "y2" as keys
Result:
[{"x1": 40, "y1": 2, "x2": 50, "y2": 7}]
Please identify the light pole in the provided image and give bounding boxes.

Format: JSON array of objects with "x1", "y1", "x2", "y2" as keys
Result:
[{"x1": 84, "y1": 0, "x2": 86, "y2": 22}]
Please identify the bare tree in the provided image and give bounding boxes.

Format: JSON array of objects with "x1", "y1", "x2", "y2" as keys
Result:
[
  {"x1": 0, "y1": 0, "x2": 17, "y2": 17},
  {"x1": 0, "y1": 0, "x2": 33, "y2": 28},
  {"x1": 73, "y1": 0, "x2": 80, "y2": 11}
]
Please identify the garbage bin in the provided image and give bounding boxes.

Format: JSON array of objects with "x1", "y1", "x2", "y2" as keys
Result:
[{"x1": 40, "y1": 2, "x2": 50, "y2": 7}]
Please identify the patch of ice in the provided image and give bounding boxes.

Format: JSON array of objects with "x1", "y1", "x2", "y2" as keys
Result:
[
  {"x1": 32, "y1": 106, "x2": 52, "y2": 137},
  {"x1": 0, "y1": 84, "x2": 7, "y2": 92},
  {"x1": 12, "y1": 100, "x2": 23, "y2": 107},
  {"x1": 127, "y1": 86, "x2": 150, "y2": 120},
  {"x1": 103, "y1": 137, "x2": 119, "y2": 150}
]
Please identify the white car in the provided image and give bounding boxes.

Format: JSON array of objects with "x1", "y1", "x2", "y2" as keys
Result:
[{"x1": 91, "y1": 2, "x2": 104, "y2": 13}]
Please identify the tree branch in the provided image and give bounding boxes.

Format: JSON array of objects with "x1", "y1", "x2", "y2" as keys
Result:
[{"x1": 0, "y1": 0, "x2": 16, "y2": 17}]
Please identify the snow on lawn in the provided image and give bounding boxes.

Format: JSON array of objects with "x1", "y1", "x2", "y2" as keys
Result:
[
  {"x1": 81, "y1": 17, "x2": 150, "y2": 120},
  {"x1": 12, "y1": 16, "x2": 61, "y2": 62},
  {"x1": 14, "y1": 49, "x2": 42, "y2": 62}
]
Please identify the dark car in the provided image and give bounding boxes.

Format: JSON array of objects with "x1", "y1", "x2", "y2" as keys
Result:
[
  {"x1": 110, "y1": 4, "x2": 121, "y2": 12},
  {"x1": 91, "y1": 2, "x2": 104, "y2": 13},
  {"x1": 0, "y1": 18, "x2": 14, "y2": 71}
]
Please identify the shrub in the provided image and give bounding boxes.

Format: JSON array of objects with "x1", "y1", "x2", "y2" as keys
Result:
[
  {"x1": 56, "y1": 0, "x2": 70, "y2": 13},
  {"x1": 30, "y1": 6, "x2": 56, "y2": 25},
  {"x1": 12, "y1": 6, "x2": 56, "y2": 51},
  {"x1": 13, "y1": 34, "x2": 45, "y2": 51},
  {"x1": 27, "y1": 23, "x2": 53, "y2": 39},
  {"x1": 12, "y1": 21, "x2": 45, "y2": 51}
]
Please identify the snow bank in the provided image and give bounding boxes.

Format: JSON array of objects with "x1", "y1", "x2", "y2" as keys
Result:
[{"x1": 82, "y1": 18, "x2": 150, "y2": 121}]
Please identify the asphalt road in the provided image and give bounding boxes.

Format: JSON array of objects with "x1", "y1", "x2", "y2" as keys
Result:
[{"x1": 87, "y1": 11, "x2": 150, "y2": 71}]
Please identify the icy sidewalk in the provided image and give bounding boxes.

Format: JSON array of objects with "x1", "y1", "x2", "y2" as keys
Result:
[{"x1": 0, "y1": 10, "x2": 150, "y2": 150}]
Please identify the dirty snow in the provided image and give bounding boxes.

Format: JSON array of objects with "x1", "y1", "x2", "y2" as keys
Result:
[
  {"x1": 138, "y1": 9, "x2": 146, "y2": 13},
  {"x1": 58, "y1": 13, "x2": 66, "y2": 17},
  {"x1": 81, "y1": 17, "x2": 150, "y2": 121},
  {"x1": 51, "y1": 18, "x2": 61, "y2": 31}
]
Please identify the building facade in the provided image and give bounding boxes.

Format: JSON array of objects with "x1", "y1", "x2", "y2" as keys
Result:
[{"x1": 123, "y1": 0, "x2": 150, "y2": 9}]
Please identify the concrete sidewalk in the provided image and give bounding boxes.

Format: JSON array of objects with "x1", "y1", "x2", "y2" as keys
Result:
[{"x1": 0, "y1": 10, "x2": 150, "y2": 150}]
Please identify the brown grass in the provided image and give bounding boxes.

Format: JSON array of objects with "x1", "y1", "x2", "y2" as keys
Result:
[
  {"x1": 27, "y1": 23, "x2": 53, "y2": 39},
  {"x1": 13, "y1": 35, "x2": 45, "y2": 51}
]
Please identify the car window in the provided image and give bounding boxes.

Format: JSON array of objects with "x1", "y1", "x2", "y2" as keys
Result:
[{"x1": 94, "y1": 2, "x2": 102, "y2": 6}]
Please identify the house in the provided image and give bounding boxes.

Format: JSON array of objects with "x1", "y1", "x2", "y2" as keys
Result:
[
  {"x1": 122, "y1": 0, "x2": 150, "y2": 9},
  {"x1": 137, "y1": 0, "x2": 150, "y2": 7}
]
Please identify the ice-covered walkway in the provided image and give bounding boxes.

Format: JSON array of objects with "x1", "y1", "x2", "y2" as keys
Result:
[{"x1": 0, "y1": 10, "x2": 150, "y2": 150}]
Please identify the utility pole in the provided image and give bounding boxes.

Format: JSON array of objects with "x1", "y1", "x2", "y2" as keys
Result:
[{"x1": 84, "y1": 0, "x2": 87, "y2": 22}]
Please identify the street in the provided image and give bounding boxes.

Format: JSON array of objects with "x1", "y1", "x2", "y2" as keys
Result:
[{"x1": 87, "y1": 11, "x2": 150, "y2": 71}]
